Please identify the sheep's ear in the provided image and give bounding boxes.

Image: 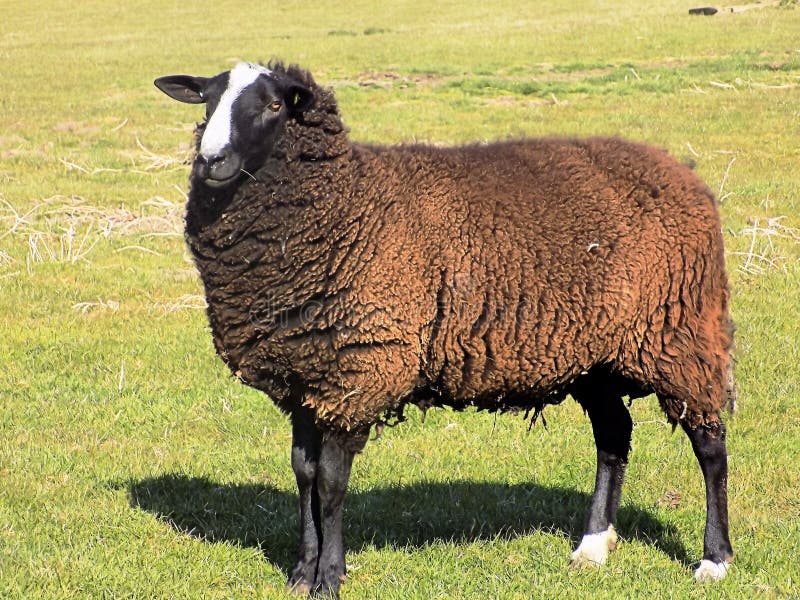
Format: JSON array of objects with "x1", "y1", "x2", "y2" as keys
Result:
[
  {"x1": 154, "y1": 75, "x2": 209, "y2": 104},
  {"x1": 285, "y1": 84, "x2": 314, "y2": 114}
]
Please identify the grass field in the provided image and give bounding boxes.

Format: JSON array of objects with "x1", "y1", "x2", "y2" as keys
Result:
[{"x1": 1, "y1": 1, "x2": 799, "y2": 598}]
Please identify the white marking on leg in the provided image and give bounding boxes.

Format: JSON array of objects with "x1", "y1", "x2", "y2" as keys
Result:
[
  {"x1": 570, "y1": 525, "x2": 618, "y2": 568},
  {"x1": 694, "y1": 559, "x2": 730, "y2": 581},
  {"x1": 200, "y1": 62, "x2": 271, "y2": 159}
]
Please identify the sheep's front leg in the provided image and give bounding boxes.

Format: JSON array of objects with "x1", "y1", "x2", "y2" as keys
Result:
[
  {"x1": 571, "y1": 393, "x2": 632, "y2": 568},
  {"x1": 311, "y1": 430, "x2": 367, "y2": 599},
  {"x1": 288, "y1": 410, "x2": 323, "y2": 595},
  {"x1": 682, "y1": 421, "x2": 734, "y2": 580}
]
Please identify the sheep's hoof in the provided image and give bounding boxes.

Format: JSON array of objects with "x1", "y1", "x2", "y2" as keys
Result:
[
  {"x1": 285, "y1": 580, "x2": 312, "y2": 596},
  {"x1": 310, "y1": 582, "x2": 341, "y2": 599},
  {"x1": 569, "y1": 525, "x2": 618, "y2": 569},
  {"x1": 286, "y1": 568, "x2": 316, "y2": 596},
  {"x1": 308, "y1": 572, "x2": 346, "y2": 599},
  {"x1": 694, "y1": 559, "x2": 731, "y2": 581}
]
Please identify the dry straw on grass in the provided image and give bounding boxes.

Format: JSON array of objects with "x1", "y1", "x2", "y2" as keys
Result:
[
  {"x1": 731, "y1": 216, "x2": 800, "y2": 275},
  {"x1": 2, "y1": 193, "x2": 205, "y2": 314},
  {"x1": 0, "y1": 249, "x2": 16, "y2": 267},
  {"x1": 73, "y1": 298, "x2": 121, "y2": 314},
  {"x1": 59, "y1": 139, "x2": 193, "y2": 177},
  {"x1": 134, "y1": 138, "x2": 194, "y2": 171},
  {"x1": 152, "y1": 294, "x2": 207, "y2": 313},
  {"x1": 71, "y1": 293, "x2": 206, "y2": 316},
  {"x1": 1, "y1": 195, "x2": 184, "y2": 270}
]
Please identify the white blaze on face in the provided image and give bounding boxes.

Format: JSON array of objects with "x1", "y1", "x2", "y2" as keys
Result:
[{"x1": 199, "y1": 62, "x2": 272, "y2": 159}]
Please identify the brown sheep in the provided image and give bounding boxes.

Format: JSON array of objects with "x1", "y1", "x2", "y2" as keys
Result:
[{"x1": 154, "y1": 61, "x2": 735, "y2": 597}]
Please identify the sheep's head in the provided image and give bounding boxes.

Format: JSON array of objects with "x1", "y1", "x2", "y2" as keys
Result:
[{"x1": 155, "y1": 62, "x2": 314, "y2": 189}]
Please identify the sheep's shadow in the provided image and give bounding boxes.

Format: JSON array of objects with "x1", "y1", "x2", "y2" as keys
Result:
[{"x1": 127, "y1": 474, "x2": 691, "y2": 574}]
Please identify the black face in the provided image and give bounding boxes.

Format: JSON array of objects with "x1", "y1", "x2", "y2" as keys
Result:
[{"x1": 154, "y1": 63, "x2": 313, "y2": 189}]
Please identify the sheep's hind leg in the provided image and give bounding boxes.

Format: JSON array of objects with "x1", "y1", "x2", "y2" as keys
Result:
[
  {"x1": 681, "y1": 421, "x2": 734, "y2": 580},
  {"x1": 311, "y1": 429, "x2": 368, "y2": 599},
  {"x1": 570, "y1": 389, "x2": 632, "y2": 568},
  {"x1": 288, "y1": 410, "x2": 323, "y2": 595}
]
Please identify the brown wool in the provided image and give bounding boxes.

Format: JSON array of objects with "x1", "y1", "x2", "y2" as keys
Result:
[{"x1": 186, "y1": 64, "x2": 734, "y2": 433}]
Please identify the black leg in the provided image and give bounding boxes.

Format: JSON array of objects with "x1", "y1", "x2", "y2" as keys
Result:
[
  {"x1": 571, "y1": 390, "x2": 633, "y2": 567},
  {"x1": 288, "y1": 410, "x2": 323, "y2": 595},
  {"x1": 681, "y1": 421, "x2": 734, "y2": 579},
  {"x1": 312, "y1": 431, "x2": 367, "y2": 598},
  {"x1": 585, "y1": 393, "x2": 632, "y2": 533}
]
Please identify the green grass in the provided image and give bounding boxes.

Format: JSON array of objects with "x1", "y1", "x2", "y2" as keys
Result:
[{"x1": 1, "y1": 1, "x2": 799, "y2": 598}]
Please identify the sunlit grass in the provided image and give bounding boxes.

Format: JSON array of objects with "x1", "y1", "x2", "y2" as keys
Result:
[{"x1": 1, "y1": 1, "x2": 799, "y2": 598}]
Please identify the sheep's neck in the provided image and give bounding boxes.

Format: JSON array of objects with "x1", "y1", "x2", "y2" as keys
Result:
[
  {"x1": 184, "y1": 144, "x2": 359, "y2": 296},
  {"x1": 183, "y1": 146, "x2": 367, "y2": 401}
]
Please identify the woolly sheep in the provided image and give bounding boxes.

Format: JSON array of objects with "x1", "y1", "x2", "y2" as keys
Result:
[{"x1": 154, "y1": 61, "x2": 736, "y2": 597}]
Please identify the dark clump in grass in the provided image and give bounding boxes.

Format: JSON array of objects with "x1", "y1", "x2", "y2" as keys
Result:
[
  {"x1": 328, "y1": 27, "x2": 393, "y2": 37},
  {"x1": 551, "y1": 61, "x2": 613, "y2": 74},
  {"x1": 445, "y1": 78, "x2": 545, "y2": 97},
  {"x1": 443, "y1": 66, "x2": 690, "y2": 100},
  {"x1": 746, "y1": 59, "x2": 800, "y2": 72}
]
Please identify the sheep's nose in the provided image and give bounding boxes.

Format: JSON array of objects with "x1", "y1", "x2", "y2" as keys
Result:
[
  {"x1": 194, "y1": 149, "x2": 242, "y2": 183},
  {"x1": 193, "y1": 154, "x2": 212, "y2": 179},
  {"x1": 205, "y1": 152, "x2": 225, "y2": 167}
]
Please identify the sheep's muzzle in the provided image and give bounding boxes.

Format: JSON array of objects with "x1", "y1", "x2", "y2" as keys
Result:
[{"x1": 193, "y1": 150, "x2": 243, "y2": 188}]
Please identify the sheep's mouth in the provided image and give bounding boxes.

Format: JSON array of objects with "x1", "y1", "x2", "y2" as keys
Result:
[
  {"x1": 192, "y1": 154, "x2": 244, "y2": 189},
  {"x1": 202, "y1": 172, "x2": 241, "y2": 189}
]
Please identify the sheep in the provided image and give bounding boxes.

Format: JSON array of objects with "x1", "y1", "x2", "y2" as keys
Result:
[{"x1": 154, "y1": 61, "x2": 735, "y2": 597}]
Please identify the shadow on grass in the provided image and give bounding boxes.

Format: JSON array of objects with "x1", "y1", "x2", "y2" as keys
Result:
[{"x1": 127, "y1": 474, "x2": 691, "y2": 574}]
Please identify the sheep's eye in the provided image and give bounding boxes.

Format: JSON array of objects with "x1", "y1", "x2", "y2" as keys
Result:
[{"x1": 269, "y1": 101, "x2": 282, "y2": 112}]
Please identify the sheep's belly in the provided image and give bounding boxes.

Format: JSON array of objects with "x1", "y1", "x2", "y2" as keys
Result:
[{"x1": 408, "y1": 381, "x2": 572, "y2": 417}]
